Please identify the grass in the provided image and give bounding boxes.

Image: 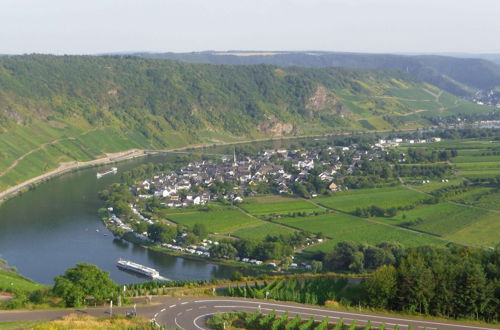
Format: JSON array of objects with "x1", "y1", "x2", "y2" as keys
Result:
[
  {"x1": 455, "y1": 161, "x2": 500, "y2": 178},
  {"x1": 25, "y1": 314, "x2": 152, "y2": 330},
  {"x1": 0, "y1": 269, "x2": 45, "y2": 293},
  {"x1": 445, "y1": 212, "x2": 500, "y2": 248},
  {"x1": 231, "y1": 222, "x2": 297, "y2": 240},
  {"x1": 0, "y1": 321, "x2": 43, "y2": 329},
  {"x1": 240, "y1": 196, "x2": 323, "y2": 215},
  {"x1": 395, "y1": 203, "x2": 500, "y2": 247},
  {"x1": 273, "y1": 213, "x2": 444, "y2": 252},
  {"x1": 166, "y1": 207, "x2": 261, "y2": 234},
  {"x1": 316, "y1": 186, "x2": 429, "y2": 213},
  {"x1": 408, "y1": 179, "x2": 463, "y2": 193}
]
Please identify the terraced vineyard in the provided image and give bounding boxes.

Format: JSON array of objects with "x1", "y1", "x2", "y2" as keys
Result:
[
  {"x1": 315, "y1": 186, "x2": 429, "y2": 213},
  {"x1": 273, "y1": 213, "x2": 444, "y2": 252},
  {"x1": 165, "y1": 208, "x2": 260, "y2": 234},
  {"x1": 240, "y1": 196, "x2": 323, "y2": 215}
]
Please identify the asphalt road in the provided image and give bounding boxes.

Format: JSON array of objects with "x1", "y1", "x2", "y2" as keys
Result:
[{"x1": 0, "y1": 296, "x2": 498, "y2": 330}]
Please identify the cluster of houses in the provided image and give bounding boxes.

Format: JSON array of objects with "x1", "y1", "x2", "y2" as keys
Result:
[
  {"x1": 129, "y1": 136, "x2": 447, "y2": 208},
  {"x1": 375, "y1": 137, "x2": 441, "y2": 148},
  {"x1": 161, "y1": 240, "x2": 213, "y2": 258}
]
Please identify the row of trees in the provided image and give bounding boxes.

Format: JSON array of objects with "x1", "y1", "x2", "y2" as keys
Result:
[{"x1": 364, "y1": 245, "x2": 499, "y2": 320}]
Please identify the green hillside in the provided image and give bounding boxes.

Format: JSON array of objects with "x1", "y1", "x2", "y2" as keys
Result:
[
  {"x1": 137, "y1": 51, "x2": 500, "y2": 96},
  {"x1": 0, "y1": 55, "x2": 495, "y2": 191}
]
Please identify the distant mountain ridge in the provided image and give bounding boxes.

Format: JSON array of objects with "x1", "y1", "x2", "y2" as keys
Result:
[{"x1": 132, "y1": 51, "x2": 500, "y2": 97}]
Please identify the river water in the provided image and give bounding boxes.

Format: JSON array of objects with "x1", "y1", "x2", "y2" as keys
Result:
[{"x1": 0, "y1": 154, "x2": 243, "y2": 285}]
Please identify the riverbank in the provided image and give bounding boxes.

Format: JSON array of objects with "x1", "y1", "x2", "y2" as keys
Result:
[
  {"x1": 0, "y1": 149, "x2": 147, "y2": 203},
  {"x1": 0, "y1": 126, "x2": 426, "y2": 204}
]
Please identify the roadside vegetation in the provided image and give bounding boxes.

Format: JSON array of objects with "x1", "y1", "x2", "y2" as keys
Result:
[
  {"x1": 224, "y1": 244, "x2": 499, "y2": 322},
  {"x1": 0, "y1": 314, "x2": 155, "y2": 330}
]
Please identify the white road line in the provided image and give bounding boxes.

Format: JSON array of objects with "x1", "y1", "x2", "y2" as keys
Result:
[
  {"x1": 154, "y1": 313, "x2": 158, "y2": 318},
  {"x1": 177, "y1": 312, "x2": 183, "y2": 316},
  {"x1": 199, "y1": 306, "x2": 207, "y2": 309},
  {"x1": 193, "y1": 313, "x2": 212, "y2": 330},
  {"x1": 181, "y1": 302, "x2": 188, "y2": 305},
  {"x1": 174, "y1": 316, "x2": 185, "y2": 330},
  {"x1": 160, "y1": 308, "x2": 166, "y2": 312},
  {"x1": 186, "y1": 308, "x2": 193, "y2": 312},
  {"x1": 169, "y1": 304, "x2": 176, "y2": 308},
  {"x1": 194, "y1": 300, "x2": 494, "y2": 330}
]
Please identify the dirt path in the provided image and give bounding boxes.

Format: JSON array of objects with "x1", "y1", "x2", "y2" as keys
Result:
[
  {"x1": 401, "y1": 180, "x2": 500, "y2": 214},
  {"x1": 0, "y1": 128, "x2": 98, "y2": 178},
  {"x1": 423, "y1": 89, "x2": 445, "y2": 113},
  {"x1": 309, "y1": 191, "x2": 451, "y2": 243}
]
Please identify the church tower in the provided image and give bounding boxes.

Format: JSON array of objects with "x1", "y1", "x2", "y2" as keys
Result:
[{"x1": 232, "y1": 148, "x2": 238, "y2": 167}]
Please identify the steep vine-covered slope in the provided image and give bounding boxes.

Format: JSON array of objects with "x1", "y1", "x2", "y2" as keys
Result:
[{"x1": 0, "y1": 55, "x2": 494, "y2": 190}]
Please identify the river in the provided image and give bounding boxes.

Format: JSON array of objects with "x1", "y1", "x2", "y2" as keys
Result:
[{"x1": 0, "y1": 154, "x2": 244, "y2": 285}]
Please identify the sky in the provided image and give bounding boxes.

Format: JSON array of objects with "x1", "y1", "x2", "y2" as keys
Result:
[{"x1": 0, "y1": 0, "x2": 499, "y2": 55}]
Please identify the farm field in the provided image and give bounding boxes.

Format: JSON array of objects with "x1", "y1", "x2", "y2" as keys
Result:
[
  {"x1": 272, "y1": 213, "x2": 444, "y2": 252},
  {"x1": 165, "y1": 208, "x2": 260, "y2": 234},
  {"x1": 455, "y1": 161, "x2": 500, "y2": 178},
  {"x1": 445, "y1": 186, "x2": 495, "y2": 205},
  {"x1": 471, "y1": 191, "x2": 500, "y2": 211},
  {"x1": 408, "y1": 179, "x2": 463, "y2": 193},
  {"x1": 241, "y1": 196, "x2": 323, "y2": 215},
  {"x1": 315, "y1": 186, "x2": 429, "y2": 213},
  {"x1": 444, "y1": 211, "x2": 500, "y2": 247},
  {"x1": 231, "y1": 222, "x2": 297, "y2": 240}
]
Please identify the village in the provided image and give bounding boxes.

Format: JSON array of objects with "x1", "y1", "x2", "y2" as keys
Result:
[
  {"x1": 128, "y1": 136, "x2": 441, "y2": 207},
  {"x1": 102, "y1": 134, "x2": 449, "y2": 268}
]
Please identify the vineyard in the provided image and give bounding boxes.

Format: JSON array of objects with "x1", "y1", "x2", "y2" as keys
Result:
[
  {"x1": 225, "y1": 277, "x2": 358, "y2": 306},
  {"x1": 208, "y1": 311, "x2": 398, "y2": 330}
]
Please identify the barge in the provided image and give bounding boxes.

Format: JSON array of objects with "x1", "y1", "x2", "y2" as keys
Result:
[
  {"x1": 116, "y1": 259, "x2": 161, "y2": 279},
  {"x1": 97, "y1": 167, "x2": 117, "y2": 178}
]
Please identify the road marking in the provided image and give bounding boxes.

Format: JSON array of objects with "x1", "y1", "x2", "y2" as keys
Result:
[
  {"x1": 161, "y1": 308, "x2": 166, "y2": 312},
  {"x1": 177, "y1": 312, "x2": 183, "y2": 316},
  {"x1": 154, "y1": 313, "x2": 158, "y2": 318},
  {"x1": 194, "y1": 299, "x2": 494, "y2": 330},
  {"x1": 181, "y1": 302, "x2": 188, "y2": 305},
  {"x1": 193, "y1": 313, "x2": 213, "y2": 330},
  {"x1": 169, "y1": 304, "x2": 176, "y2": 308},
  {"x1": 199, "y1": 306, "x2": 207, "y2": 309},
  {"x1": 186, "y1": 308, "x2": 193, "y2": 312},
  {"x1": 174, "y1": 316, "x2": 186, "y2": 330}
]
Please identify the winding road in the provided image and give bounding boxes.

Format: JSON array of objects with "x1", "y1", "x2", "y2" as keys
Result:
[{"x1": 0, "y1": 296, "x2": 498, "y2": 330}]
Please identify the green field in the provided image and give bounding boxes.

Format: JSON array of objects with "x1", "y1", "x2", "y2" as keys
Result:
[
  {"x1": 408, "y1": 179, "x2": 463, "y2": 193},
  {"x1": 0, "y1": 269, "x2": 44, "y2": 293},
  {"x1": 273, "y1": 213, "x2": 444, "y2": 252},
  {"x1": 455, "y1": 161, "x2": 500, "y2": 178},
  {"x1": 240, "y1": 196, "x2": 323, "y2": 215},
  {"x1": 231, "y1": 222, "x2": 297, "y2": 240},
  {"x1": 316, "y1": 186, "x2": 429, "y2": 213},
  {"x1": 0, "y1": 321, "x2": 43, "y2": 329},
  {"x1": 165, "y1": 208, "x2": 260, "y2": 234},
  {"x1": 445, "y1": 212, "x2": 500, "y2": 247}
]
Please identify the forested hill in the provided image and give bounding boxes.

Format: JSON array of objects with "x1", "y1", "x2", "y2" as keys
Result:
[
  {"x1": 135, "y1": 51, "x2": 500, "y2": 97},
  {"x1": 0, "y1": 55, "x2": 494, "y2": 191}
]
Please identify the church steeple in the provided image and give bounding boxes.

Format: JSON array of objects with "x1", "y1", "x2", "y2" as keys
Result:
[{"x1": 233, "y1": 148, "x2": 238, "y2": 167}]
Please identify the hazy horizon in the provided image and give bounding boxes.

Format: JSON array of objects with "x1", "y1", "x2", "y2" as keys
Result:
[{"x1": 0, "y1": 0, "x2": 499, "y2": 55}]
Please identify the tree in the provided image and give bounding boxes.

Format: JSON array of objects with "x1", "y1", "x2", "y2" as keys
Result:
[
  {"x1": 311, "y1": 260, "x2": 323, "y2": 273},
  {"x1": 193, "y1": 223, "x2": 208, "y2": 239},
  {"x1": 147, "y1": 222, "x2": 176, "y2": 243},
  {"x1": 364, "y1": 246, "x2": 387, "y2": 270},
  {"x1": 210, "y1": 242, "x2": 238, "y2": 259},
  {"x1": 53, "y1": 263, "x2": 117, "y2": 307},
  {"x1": 364, "y1": 265, "x2": 397, "y2": 309}
]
